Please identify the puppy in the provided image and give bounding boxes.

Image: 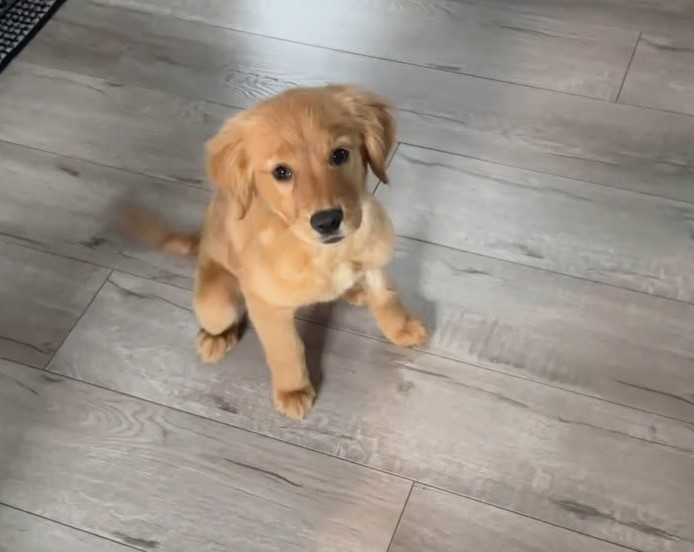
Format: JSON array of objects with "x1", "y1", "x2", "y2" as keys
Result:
[{"x1": 123, "y1": 85, "x2": 428, "y2": 419}]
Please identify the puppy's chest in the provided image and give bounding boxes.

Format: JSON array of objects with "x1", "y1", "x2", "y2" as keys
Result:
[
  {"x1": 324, "y1": 259, "x2": 364, "y2": 298},
  {"x1": 302, "y1": 254, "x2": 370, "y2": 303},
  {"x1": 254, "y1": 249, "x2": 366, "y2": 307}
]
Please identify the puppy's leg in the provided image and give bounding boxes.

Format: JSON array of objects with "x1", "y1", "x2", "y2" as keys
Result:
[
  {"x1": 342, "y1": 281, "x2": 368, "y2": 306},
  {"x1": 246, "y1": 295, "x2": 314, "y2": 419},
  {"x1": 194, "y1": 259, "x2": 243, "y2": 363},
  {"x1": 363, "y1": 268, "x2": 428, "y2": 348}
]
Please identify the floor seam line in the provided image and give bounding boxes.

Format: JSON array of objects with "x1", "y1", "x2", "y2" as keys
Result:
[
  {"x1": 385, "y1": 481, "x2": 414, "y2": 552},
  {"x1": 616, "y1": 32, "x2": 641, "y2": 103},
  {"x1": 0, "y1": 501, "x2": 146, "y2": 551}
]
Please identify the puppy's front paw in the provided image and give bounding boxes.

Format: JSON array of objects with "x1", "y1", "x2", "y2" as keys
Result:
[
  {"x1": 197, "y1": 328, "x2": 238, "y2": 363},
  {"x1": 274, "y1": 385, "x2": 316, "y2": 419},
  {"x1": 387, "y1": 315, "x2": 429, "y2": 348}
]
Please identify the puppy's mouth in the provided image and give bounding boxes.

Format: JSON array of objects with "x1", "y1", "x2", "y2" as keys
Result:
[{"x1": 321, "y1": 235, "x2": 344, "y2": 245}]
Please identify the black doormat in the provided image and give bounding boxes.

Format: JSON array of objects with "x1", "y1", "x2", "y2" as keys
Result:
[{"x1": 0, "y1": 0, "x2": 68, "y2": 73}]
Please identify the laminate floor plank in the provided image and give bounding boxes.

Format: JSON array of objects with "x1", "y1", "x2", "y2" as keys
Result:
[
  {"x1": 0, "y1": 359, "x2": 411, "y2": 552},
  {"x1": 77, "y1": 0, "x2": 638, "y2": 99},
  {"x1": 396, "y1": 106, "x2": 694, "y2": 205},
  {"x1": 388, "y1": 484, "x2": 630, "y2": 552},
  {"x1": 0, "y1": 141, "x2": 204, "y2": 289},
  {"x1": 376, "y1": 144, "x2": 694, "y2": 303},
  {"x1": 15, "y1": 2, "x2": 694, "y2": 203},
  {"x1": 619, "y1": 33, "x2": 694, "y2": 116},
  {"x1": 0, "y1": 62, "x2": 230, "y2": 185},
  {"x1": 319, "y1": 236, "x2": 694, "y2": 423},
  {"x1": 447, "y1": 0, "x2": 694, "y2": 36},
  {"x1": 0, "y1": 505, "x2": 134, "y2": 552},
  {"x1": 47, "y1": 272, "x2": 694, "y2": 552},
  {"x1": 0, "y1": 242, "x2": 109, "y2": 368}
]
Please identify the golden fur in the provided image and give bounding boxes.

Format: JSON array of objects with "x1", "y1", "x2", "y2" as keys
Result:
[{"x1": 122, "y1": 85, "x2": 428, "y2": 418}]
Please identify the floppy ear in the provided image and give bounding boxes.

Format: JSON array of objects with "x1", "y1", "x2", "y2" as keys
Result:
[
  {"x1": 206, "y1": 114, "x2": 254, "y2": 218},
  {"x1": 331, "y1": 86, "x2": 397, "y2": 184}
]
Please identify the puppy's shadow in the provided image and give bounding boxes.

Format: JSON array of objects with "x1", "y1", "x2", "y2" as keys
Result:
[
  {"x1": 377, "y1": 177, "x2": 438, "y2": 343},
  {"x1": 390, "y1": 229, "x2": 439, "y2": 342},
  {"x1": 297, "y1": 302, "x2": 334, "y2": 397}
]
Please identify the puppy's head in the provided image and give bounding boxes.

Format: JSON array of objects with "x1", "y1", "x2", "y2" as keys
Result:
[{"x1": 206, "y1": 85, "x2": 396, "y2": 245}]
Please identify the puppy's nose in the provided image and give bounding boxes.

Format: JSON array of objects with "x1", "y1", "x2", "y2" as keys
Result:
[{"x1": 310, "y1": 208, "x2": 343, "y2": 235}]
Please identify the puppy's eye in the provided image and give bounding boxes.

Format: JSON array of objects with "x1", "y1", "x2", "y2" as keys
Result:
[
  {"x1": 331, "y1": 148, "x2": 350, "y2": 166},
  {"x1": 272, "y1": 165, "x2": 293, "y2": 182}
]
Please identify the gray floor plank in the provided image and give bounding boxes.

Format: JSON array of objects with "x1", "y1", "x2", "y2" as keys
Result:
[
  {"x1": 47, "y1": 272, "x2": 694, "y2": 552},
  {"x1": 0, "y1": 505, "x2": 134, "y2": 552},
  {"x1": 389, "y1": 485, "x2": 630, "y2": 552},
  {"x1": 0, "y1": 242, "x2": 109, "y2": 368},
  {"x1": 15, "y1": 2, "x2": 694, "y2": 203},
  {"x1": 619, "y1": 33, "x2": 694, "y2": 116},
  {"x1": 396, "y1": 104, "x2": 694, "y2": 205},
  {"x1": 0, "y1": 141, "x2": 204, "y2": 289},
  {"x1": 0, "y1": 62, "x2": 230, "y2": 185},
  {"x1": 321, "y1": 237, "x2": 694, "y2": 423},
  {"x1": 449, "y1": 0, "x2": 694, "y2": 36},
  {"x1": 79, "y1": 0, "x2": 637, "y2": 99},
  {"x1": 0, "y1": 359, "x2": 411, "y2": 552},
  {"x1": 376, "y1": 144, "x2": 694, "y2": 303}
]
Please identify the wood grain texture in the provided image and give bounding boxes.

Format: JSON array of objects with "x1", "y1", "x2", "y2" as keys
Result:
[
  {"x1": 0, "y1": 359, "x2": 411, "y2": 552},
  {"x1": 321, "y1": 237, "x2": 694, "y2": 423},
  {"x1": 395, "y1": 102, "x2": 694, "y2": 205},
  {"x1": 0, "y1": 141, "x2": 204, "y2": 289},
  {"x1": 17, "y1": 1, "x2": 694, "y2": 203},
  {"x1": 0, "y1": 62, "x2": 230, "y2": 185},
  {"x1": 619, "y1": 34, "x2": 694, "y2": 116},
  {"x1": 0, "y1": 506, "x2": 133, "y2": 552},
  {"x1": 377, "y1": 144, "x2": 694, "y2": 302},
  {"x1": 78, "y1": 0, "x2": 638, "y2": 99},
  {"x1": 0, "y1": 242, "x2": 109, "y2": 367},
  {"x1": 447, "y1": 0, "x2": 694, "y2": 36},
  {"x1": 48, "y1": 272, "x2": 694, "y2": 552},
  {"x1": 389, "y1": 485, "x2": 630, "y2": 552}
]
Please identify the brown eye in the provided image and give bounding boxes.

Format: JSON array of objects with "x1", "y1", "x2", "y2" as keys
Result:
[
  {"x1": 272, "y1": 165, "x2": 293, "y2": 181},
  {"x1": 331, "y1": 148, "x2": 350, "y2": 166}
]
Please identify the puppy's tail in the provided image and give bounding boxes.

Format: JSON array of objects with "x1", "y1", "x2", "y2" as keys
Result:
[{"x1": 117, "y1": 202, "x2": 200, "y2": 257}]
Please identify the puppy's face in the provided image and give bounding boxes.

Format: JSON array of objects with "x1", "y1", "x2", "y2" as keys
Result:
[{"x1": 206, "y1": 86, "x2": 396, "y2": 245}]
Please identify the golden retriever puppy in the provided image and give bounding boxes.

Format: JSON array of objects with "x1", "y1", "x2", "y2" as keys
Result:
[{"x1": 123, "y1": 85, "x2": 428, "y2": 419}]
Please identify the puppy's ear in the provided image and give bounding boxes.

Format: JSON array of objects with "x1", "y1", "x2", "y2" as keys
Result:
[
  {"x1": 331, "y1": 86, "x2": 396, "y2": 184},
  {"x1": 206, "y1": 114, "x2": 253, "y2": 218}
]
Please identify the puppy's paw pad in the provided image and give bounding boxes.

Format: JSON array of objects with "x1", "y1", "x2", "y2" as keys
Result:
[
  {"x1": 342, "y1": 286, "x2": 368, "y2": 306},
  {"x1": 274, "y1": 386, "x2": 316, "y2": 419},
  {"x1": 197, "y1": 328, "x2": 238, "y2": 363},
  {"x1": 388, "y1": 316, "x2": 429, "y2": 348}
]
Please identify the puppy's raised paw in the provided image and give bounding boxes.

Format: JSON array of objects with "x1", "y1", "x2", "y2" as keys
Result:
[
  {"x1": 274, "y1": 385, "x2": 316, "y2": 419},
  {"x1": 197, "y1": 328, "x2": 238, "y2": 363},
  {"x1": 387, "y1": 315, "x2": 429, "y2": 348}
]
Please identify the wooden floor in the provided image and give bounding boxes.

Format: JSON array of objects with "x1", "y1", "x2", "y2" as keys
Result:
[{"x1": 1, "y1": 0, "x2": 694, "y2": 550}]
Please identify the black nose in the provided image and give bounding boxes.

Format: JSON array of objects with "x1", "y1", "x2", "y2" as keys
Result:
[{"x1": 310, "y1": 208, "x2": 343, "y2": 235}]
